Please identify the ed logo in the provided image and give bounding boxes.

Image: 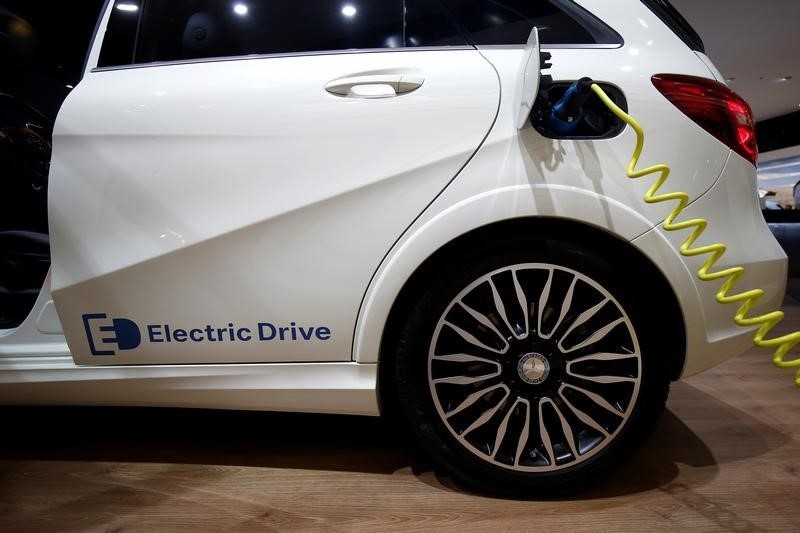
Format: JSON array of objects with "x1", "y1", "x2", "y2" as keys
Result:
[{"x1": 82, "y1": 313, "x2": 141, "y2": 356}]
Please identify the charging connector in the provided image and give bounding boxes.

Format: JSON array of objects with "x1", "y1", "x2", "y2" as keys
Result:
[{"x1": 549, "y1": 77, "x2": 595, "y2": 135}]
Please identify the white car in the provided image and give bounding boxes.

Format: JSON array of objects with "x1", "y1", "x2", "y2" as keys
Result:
[{"x1": 0, "y1": 0, "x2": 786, "y2": 495}]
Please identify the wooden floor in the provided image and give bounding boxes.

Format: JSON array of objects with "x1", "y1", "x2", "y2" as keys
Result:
[{"x1": 2, "y1": 305, "x2": 799, "y2": 531}]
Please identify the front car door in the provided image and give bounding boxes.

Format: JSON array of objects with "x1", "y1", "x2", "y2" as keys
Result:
[{"x1": 49, "y1": 0, "x2": 500, "y2": 365}]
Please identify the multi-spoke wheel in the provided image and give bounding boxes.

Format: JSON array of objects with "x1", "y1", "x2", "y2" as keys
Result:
[
  {"x1": 429, "y1": 263, "x2": 640, "y2": 472},
  {"x1": 391, "y1": 237, "x2": 670, "y2": 496}
]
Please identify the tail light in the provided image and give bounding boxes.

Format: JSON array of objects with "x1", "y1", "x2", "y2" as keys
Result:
[{"x1": 651, "y1": 73, "x2": 758, "y2": 166}]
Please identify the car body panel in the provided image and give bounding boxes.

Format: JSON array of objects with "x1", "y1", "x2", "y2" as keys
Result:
[
  {"x1": 0, "y1": 357, "x2": 379, "y2": 415},
  {"x1": 638, "y1": 152, "x2": 787, "y2": 376},
  {"x1": 49, "y1": 49, "x2": 500, "y2": 365},
  {"x1": 354, "y1": 21, "x2": 784, "y2": 379}
]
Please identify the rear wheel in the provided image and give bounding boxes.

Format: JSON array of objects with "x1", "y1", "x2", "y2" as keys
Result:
[{"x1": 391, "y1": 237, "x2": 671, "y2": 496}]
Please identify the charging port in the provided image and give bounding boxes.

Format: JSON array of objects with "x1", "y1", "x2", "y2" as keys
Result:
[{"x1": 531, "y1": 81, "x2": 628, "y2": 140}]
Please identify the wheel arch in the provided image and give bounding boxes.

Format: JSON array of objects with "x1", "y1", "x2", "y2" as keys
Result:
[{"x1": 371, "y1": 217, "x2": 686, "y2": 415}]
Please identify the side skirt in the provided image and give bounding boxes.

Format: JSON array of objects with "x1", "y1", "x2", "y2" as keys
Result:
[{"x1": 0, "y1": 359, "x2": 379, "y2": 416}]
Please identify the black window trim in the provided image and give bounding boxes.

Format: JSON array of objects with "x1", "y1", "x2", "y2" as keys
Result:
[
  {"x1": 131, "y1": 0, "x2": 145, "y2": 64},
  {"x1": 440, "y1": 0, "x2": 624, "y2": 48},
  {"x1": 640, "y1": 0, "x2": 705, "y2": 53},
  {"x1": 549, "y1": 0, "x2": 624, "y2": 46}
]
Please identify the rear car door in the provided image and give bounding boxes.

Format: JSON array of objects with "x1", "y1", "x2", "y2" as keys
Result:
[{"x1": 49, "y1": 0, "x2": 500, "y2": 365}]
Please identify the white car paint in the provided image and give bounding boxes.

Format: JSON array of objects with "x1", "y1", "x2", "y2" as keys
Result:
[
  {"x1": 49, "y1": 49, "x2": 500, "y2": 366},
  {"x1": 0, "y1": 0, "x2": 787, "y2": 414}
]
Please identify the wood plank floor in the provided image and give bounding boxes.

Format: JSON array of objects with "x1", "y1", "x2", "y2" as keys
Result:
[{"x1": 1, "y1": 303, "x2": 799, "y2": 531}]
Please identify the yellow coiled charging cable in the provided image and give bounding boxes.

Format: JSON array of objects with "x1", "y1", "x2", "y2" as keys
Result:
[{"x1": 589, "y1": 83, "x2": 800, "y2": 387}]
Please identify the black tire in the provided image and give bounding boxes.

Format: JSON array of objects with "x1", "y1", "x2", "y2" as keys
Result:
[{"x1": 390, "y1": 235, "x2": 671, "y2": 497}]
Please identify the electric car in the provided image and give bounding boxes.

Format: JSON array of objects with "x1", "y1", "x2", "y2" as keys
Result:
[{"x1": 0, "y1": 0, "x2": 787, "y2": 495}]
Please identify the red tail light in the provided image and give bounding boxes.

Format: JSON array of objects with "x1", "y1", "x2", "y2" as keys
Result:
[{"x1": 651, "y1": 74, "x2": 758, "y2": 166}]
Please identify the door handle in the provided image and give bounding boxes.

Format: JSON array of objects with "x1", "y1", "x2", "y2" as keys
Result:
[
  {"x1": 325, "y1": 74, "x2": 425, "y2": 98},
  {"x1": 347, "y1": 83, "x2": 397, "y2": 98}
]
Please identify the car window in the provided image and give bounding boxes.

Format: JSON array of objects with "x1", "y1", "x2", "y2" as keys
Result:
[
  {"x1": 443, "y1": 0, "x2": 622, "y2": 46},
  {"x1": 135, "y1": 0, "x2": 404, "y2": 63},
  {"x1": 405, "y1": 0, "x2": 468, "y2": 47},
  {"x1": 97, "y1": 2, "x2": 140, "y2": 68},
  {"x1": 97, "y1": 0, "x2": 469, "y2": 68}
]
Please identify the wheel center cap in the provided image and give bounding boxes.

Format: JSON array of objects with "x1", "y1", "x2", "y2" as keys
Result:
[{"x1": 518, "y1": 353, "x2": 550, "y2": 385}]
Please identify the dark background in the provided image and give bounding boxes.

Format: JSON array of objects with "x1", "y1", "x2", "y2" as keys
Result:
[{"x1": 1, "y1": 1, "x2": 104, "y2": 119}]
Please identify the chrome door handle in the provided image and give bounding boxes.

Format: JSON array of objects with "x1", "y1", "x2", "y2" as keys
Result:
[{"x1": 325, "y1": 74, "x2": 425, "y2": 98}]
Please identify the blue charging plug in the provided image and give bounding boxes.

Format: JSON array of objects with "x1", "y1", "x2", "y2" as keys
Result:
[{"x1": 549, "y1": 77, "x2": 595, "y2": 135}]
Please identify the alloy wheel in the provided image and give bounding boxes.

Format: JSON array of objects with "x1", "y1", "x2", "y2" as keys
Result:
[{"x1": 428, "y1": 263, "x2": 641, "y2": 472}]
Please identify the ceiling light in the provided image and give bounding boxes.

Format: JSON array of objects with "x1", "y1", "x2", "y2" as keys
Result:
[
  {"x1": 776, "y1": 76, "x2": 792, "y2": 82},
  {"x1": 342, "y1": 5, "x2": 357, "y2": 17},
  {"x1": 233, "y1": 3, "x2": 248, "y2": 15},
  {"x1": 115, "y1": 3, "x2": 138, "y2": 11}
]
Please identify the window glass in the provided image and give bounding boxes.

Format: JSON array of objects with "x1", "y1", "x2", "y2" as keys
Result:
[
  {"x1": 444, "y1": 0, "x2": 621, "y2": 46},
  {"x1": 404, "y1": 0, "x2": 467, "y2": 47},
  {"x1": 134, "y1": 0, "x2": 404, "y2": 64},
  {"x1": 98, "y1": 2, "x2": 141, "y2": 68}
]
